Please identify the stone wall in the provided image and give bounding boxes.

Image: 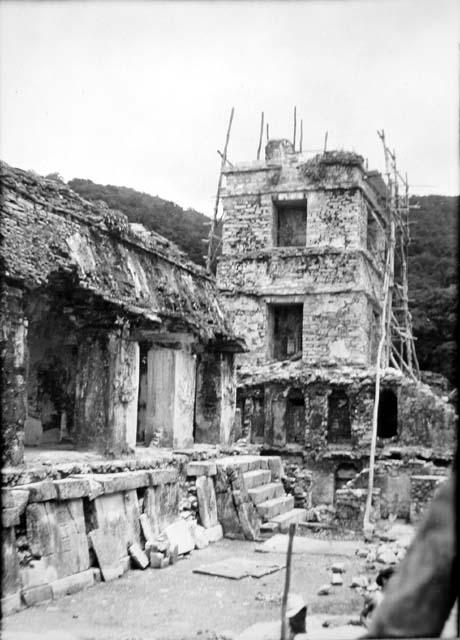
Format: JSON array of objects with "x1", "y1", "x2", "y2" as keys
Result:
[
  {"x1": 2, "y1": 454, "x2": 242, "y2": 615},
  {"x1": 217, "y1": 145, "x2": 387, "y2": 371}
]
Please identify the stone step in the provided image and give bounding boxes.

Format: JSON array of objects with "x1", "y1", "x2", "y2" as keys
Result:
[
  {"x1": 248, "y1": 482, "x2": 285, "y2": 505},
  {"x1": 257, "y1": 495, "x2": 294, "y2": 520},
  {"x1": 269, "y1": 508, "x2": 307, "y2": 533},
  {"x1": 216, "y1": 455, "x2": 264, "y2": 473},
  {"x1": 243, "y1": 469, "x2": 272, "y2": 489}
]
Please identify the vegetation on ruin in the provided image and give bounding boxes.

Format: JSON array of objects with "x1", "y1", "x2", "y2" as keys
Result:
[{"x1": 68, "y1": 179, "x2": 457, "y2": 385}]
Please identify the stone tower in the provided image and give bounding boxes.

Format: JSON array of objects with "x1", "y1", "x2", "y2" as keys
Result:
[{"x1": 217, "y1": 139, "x2": 388, "y2": 373}]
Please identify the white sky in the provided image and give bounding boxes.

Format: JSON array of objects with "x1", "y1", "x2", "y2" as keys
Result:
[{"x1": 0, "y1": 0, "x2": 458, "y2": 216}]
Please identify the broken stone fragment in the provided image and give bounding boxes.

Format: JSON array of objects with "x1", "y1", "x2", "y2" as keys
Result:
[
  {"x1": 206, "y1": 523, "x2": 223, "y2": 543},
  {"x1": 331, "y1": 573, "x2": 343, "y2": 586},
  {"x1": 377, "y1": 548, "x2": 397, "y2": 564},
  {"x1": 196, "y1": 476, "x2": 218, "y2": 528},
  {"x1": 169, "y1": 544, "x2": 179, "y2": 565},
  {"x1": 331, "y1": 562, "x2": 345, "y2": 573},
  {"x1": 149, "y1": 552, "x2": 164, "y2": 569},
  {"x1": 163, "y1": 519, "x2": 195, "y2": 555},
  {"x1": 355, "y1": 548, "x2": 368, "y2": 558},
  {"x1": 317, "y1": 584, "x2": 331, "y2": 595},
  {"x1": 350, "y1": 575, "x2": 368, "y2": 588},
  {"x1": 128, "y1": 543, "x2": 149, "y2": 570},
  {"x1": 191, "y1": 524, "x2": 209, "y2": 550}
]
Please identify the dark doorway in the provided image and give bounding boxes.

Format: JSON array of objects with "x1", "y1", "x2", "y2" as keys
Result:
[
  {"x1": 335, "y1": 463, "x2": 358, "y2": 492},
  {"x1": 286, "y1": 389, "x2": 305, "y2": 444},
  {"x1": 270, "y1": 304, "x2": 303, "y2": 360},
  {"x1": 327, "y1": 389, "x2": 351, "y2": 443},
  {"x1": 137, "y1": 342, "x2": 150, "y2": 444},
  {"x1": 377, "y1": 388, "x2": 398, "y2": 438},
  {"x1": 250, "y1": 393, "x2": 266, "y2": 444}
]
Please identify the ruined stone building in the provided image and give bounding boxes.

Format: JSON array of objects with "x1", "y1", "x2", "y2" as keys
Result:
[
  {"x1": 217, "y1": 140, "x2": 456, "y2": 513},
  {"x1": 1, "y1": 161, "x2": 244, "y2": 467},
  {"x1": 0, "y1": 149, "x2": 456, "y2": 616}
]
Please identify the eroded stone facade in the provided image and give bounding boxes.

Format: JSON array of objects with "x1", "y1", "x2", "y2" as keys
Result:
[
  {"x1": 0, "y1": 162, "x2": 244, "y2": 464},
  {"x1": 217, "y1": 140, "x2": 456, "y2": 510}
]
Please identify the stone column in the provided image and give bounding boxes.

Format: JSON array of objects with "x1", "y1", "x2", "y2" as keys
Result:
[
  {"x1": 195, "y1": 351, "x2": 236, "y2": 446},
  {"x1": 0, "y1": 285, "x2": 27, "y2": 466},
  {"x1": 74, "y1": 326, "x2": 139, "y2": 455},
  {"x1": 145, "y1": 346, "x2": 196, "y2": 449}
]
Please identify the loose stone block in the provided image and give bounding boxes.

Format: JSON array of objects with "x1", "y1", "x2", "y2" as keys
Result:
[
  {"x1": 237, "y1": 502, "x2": 260, "y2": 541},
  {"x1": 124, "y1": 489, "x2": 141, "y2": 546},
  {"x1": 215, "y1": 490, "x2": 242, "y2": 536},
  {"x1": 144, "y1": 483, "x2": 180, "y2": 534},
  {"x1": 21, "y1": 584, "x2": 53, "y2": 606},
  {"x1": 50, "y1": 569, "x2": 94, "y2": 598},
  {"x1": 89, "y1": 530, "x2": 124, "y2": 582},
  {"x1": 206, "y1": 523, "x2": 224, "y2": 543},
  {"x1": 191, "y1": 523, "x2": 209, "y2": 549},
  {"x1": 92, "y1": 493, "x2": 130, "y2": 562},
  {"x1": 163, "y1": 519, "x2": 194, "y2": 555},
  {"x1": 350, "y1": 575, "x2": 368, "y2": 588},
  {"x1": 139, "y1": 513, "x2": 155, "y2": 544},
  {"x1": 331, "y1": 562, "x2": 345, "y2": 573},
  {"x1": 318, "y1": 584, "x2": 331, "y2": 595},
  {"x1": 149, "y1": 551, "x2": 164, "y2": 568},
  {"x1": 128, "y1": 543, "x2": 149, "y2": 569},
  {"x1": 331, "y1": 573, "x2": 343, "y2": 585},
  {"x1": 196, "y1": 476, "x2": 218, "y2": 528}
]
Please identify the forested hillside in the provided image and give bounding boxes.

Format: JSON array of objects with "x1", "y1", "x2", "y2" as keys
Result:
[
  {"x1": 68, "y1": 179, "x2": 211, "y2": 266},
  {"x1": 408, "y1": 195, "x2": 457, "y2": 385},
  {"x1": 68, "y1": 178, "x2": 457, "y2": 385}
]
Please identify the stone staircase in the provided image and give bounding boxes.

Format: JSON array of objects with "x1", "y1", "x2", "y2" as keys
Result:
[{"x1": 216, "y1": 455, "x2": 306, "y2": 534}]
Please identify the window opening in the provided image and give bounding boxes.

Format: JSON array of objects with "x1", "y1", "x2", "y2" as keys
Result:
[{"x1": 327, "y1": 389, "x2": 351, "y2": 442}]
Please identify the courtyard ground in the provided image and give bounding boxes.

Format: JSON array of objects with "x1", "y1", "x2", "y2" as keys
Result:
[{"x1": 3, "y1": 536, "x2": 369, "y2": 640}]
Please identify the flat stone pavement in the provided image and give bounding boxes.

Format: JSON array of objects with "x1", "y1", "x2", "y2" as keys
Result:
[{"x1": 3, "y1": 538, "x2": 367, "y2": 640}]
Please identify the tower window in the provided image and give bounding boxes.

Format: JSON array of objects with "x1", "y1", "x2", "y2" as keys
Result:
[
  {"x1": 377, "y1": 388, "x2": 398, "y2": 438},
  {"x1": 275, "y1": 201, "x2": 307, "y2": 247},
  {"x1": 269, "y1": 304, "x2": 303, "y2": 360}
]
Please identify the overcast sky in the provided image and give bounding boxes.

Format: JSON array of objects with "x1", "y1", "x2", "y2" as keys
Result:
[{"x1": 0, "y1": 0, "x2": 458, "y2": 216}]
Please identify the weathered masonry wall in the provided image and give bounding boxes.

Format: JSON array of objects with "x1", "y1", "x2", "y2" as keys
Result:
[
  {"x1": 238, "y1": 369, "x2": 456, "y2": 460},
  {"x1": 1, "y1": 162, "x2": 244, "y2": 464},
  {"x1": 217, "y1": 143, "x2": 386, "y2": 370},
  {"x1": 1, "y1": 453, "x2": 286, "y2": 615}
]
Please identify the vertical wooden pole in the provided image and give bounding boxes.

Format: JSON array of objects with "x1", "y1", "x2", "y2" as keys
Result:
[
  {"x1": 293, "y1": 106, "x2": 297, "y2": 150},
  {"x1": 257, "y1": 111, "x2": 265, "y2": 161},
  {"x1": 266, "y1": 123, "x2": 270, "y2": 142},
  {"x1": 323, "y1": 131, "x2": 328, "y2": 153},
  {"x1": 280, "y1": 523, "x2": 296, "y2": 640},
  {"x1": 206, "y1": 107, "x2": 234, "y2": 273}
]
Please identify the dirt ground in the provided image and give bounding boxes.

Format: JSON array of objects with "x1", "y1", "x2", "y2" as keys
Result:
[{"x1": 3, "y1": 537, "x2": 368, "y2": 640}]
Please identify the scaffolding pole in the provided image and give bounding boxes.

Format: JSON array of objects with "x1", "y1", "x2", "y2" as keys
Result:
[{"x1": 206, "y1": 107, "x2": 234, "y2": 273}]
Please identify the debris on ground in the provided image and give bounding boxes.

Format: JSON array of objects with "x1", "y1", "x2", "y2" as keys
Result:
[
  {"x1": 193, "y1": 558, "x2": 285, "y2": 580},
  {"x1": 317, "y1": 584, "x2": 331, "y2": 595}
]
